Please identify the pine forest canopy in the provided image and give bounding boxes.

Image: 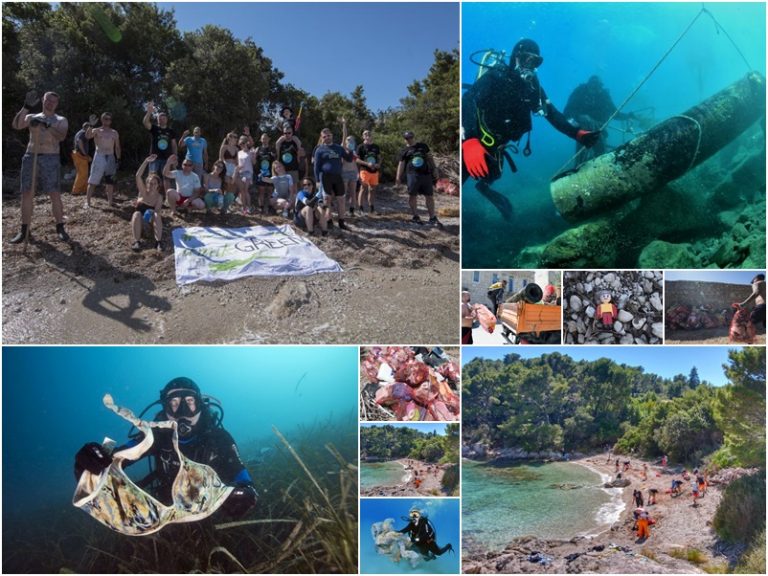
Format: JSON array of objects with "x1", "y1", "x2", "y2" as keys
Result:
[
  {"x1": 361, "y1": 423, "x2": 460, "y2": 464},
  {"x1": 463, "y1": 349, "x2": 765, "y2": 468},
  {"x1": 2, "y1": 2, "x2": 459, "y2": 176}
]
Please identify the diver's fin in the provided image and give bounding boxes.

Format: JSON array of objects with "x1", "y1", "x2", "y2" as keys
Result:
[{"x1": 476, "y1": 182, "x2": 514, "y2": 221}]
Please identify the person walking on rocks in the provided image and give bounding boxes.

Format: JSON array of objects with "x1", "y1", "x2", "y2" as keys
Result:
[{"x1": 10, "y1": 90, "x2": 70, "y2": 243}]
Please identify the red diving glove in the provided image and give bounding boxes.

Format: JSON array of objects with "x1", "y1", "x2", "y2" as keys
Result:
[
  {"x1": 462, "y1": 138, "x2": 490, "y2": 178},
  {"x1": 576, "y1": 129, "x2": 601, "y2": 148}
]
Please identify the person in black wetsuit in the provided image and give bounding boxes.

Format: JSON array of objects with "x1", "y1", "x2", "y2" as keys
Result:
[
  {"x1": 398, "y1": 507, "x2": 454, "y2": 560},
  {"x1": 462, "y1": 39, "x2": 601, "y2": 220},
  {"x1": 74, "y1": 377, "x2": 257, "y2": 518},
  {"x1": 563, "y1": 75, "x2": 634, "y2": 164}
]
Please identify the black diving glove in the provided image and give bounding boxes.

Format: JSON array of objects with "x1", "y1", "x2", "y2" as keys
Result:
[
  {"x1": 221, "y1": 483, "x2": 258, "y2": 518},
  {"x1": 576, "y1": 129, "x2": 601, "y2": 148},
  {"x1": 74, "y1": 442, "x2": 113, "y2": 479}
]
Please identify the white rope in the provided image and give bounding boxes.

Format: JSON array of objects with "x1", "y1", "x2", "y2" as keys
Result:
[{"x1": 672, "y1": 114, "x2": 703, "y2": 172}]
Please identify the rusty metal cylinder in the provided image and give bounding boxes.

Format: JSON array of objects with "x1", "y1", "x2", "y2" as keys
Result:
[
  {"x1": 551, "y1": 71, "x2": 766, "y2": 222},
  {"x1": 507, "y1": 282, "x2": 543, "y2": 304}
]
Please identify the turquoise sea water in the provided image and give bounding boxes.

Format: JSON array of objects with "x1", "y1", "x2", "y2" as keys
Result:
[
  {"x1": 361, "y1": 461, "x2": 408, "y2": 488},
  {"x1": 462, "y1": 460, "x2": 624, "y2": 552}
]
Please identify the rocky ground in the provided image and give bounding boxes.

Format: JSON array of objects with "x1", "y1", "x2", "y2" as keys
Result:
[
  {"x1": 361, "y1": 458, "x2": 448, "y2": 497},
  {"x1": 665, "y1": 326, "x2": 766, "y2": 345},
  {"x1": 2, "y1": 182, "x2": 460, "y2": 344},
  {"x1": 463, "y1": 455, "x2": 742, "y2": 574},
  {"x1": 563, "y1": 270, "x2": 663, "y2": 344}
]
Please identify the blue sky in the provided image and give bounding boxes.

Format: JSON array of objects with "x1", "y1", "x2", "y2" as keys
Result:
[
  {"x1": 361, "y1": 422, "x2": 449, "y2": 435},
  {"x1": 461, "y1": 347, "x2": 746, "y2": 387},
  {"x1": 158, "y1": 2, "x2": 459, "y2": 112},
  {"x1": 666, "y1": 270, "x2": 765, "y2": 284}
]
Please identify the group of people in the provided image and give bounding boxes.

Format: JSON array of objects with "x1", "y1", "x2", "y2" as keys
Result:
[
  {"x1": 606, "y1": 450, "x2": 711, "y2": 542},
  {"x1": 9, "y1": 93, "x2": 446, "y2": 251}
]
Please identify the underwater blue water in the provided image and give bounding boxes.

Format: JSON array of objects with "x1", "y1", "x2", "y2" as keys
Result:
[
  {"x1": 360, "y1": 498, "x2": 461, "y2": 574},
  {"x1": 2, "y1": 346, "x2": 358, "y2": 520},
  {"x1": 461, "y1": 2, "x2": 766, "y2": 267}
]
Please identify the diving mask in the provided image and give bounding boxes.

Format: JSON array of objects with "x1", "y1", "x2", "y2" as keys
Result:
[
  {"x1": 163, "y1": 389, "x2": 202, "y2": 437},
  {"x1": 516, "y1": 52, "x2": 543, "y2": 82}
]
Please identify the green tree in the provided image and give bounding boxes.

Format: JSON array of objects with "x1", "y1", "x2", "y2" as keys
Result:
[
  {"x1": 7, "y1": 2, "x2": 183, "y2": 163},
  {"x1": 398, "y1": 49, "x2": 459, "y2": 154},
  {"x1": 164, "y1": 25, "x2": 284, "y2": 149},
  {"x1": 712, "y1": 348, "x2": 766, "y2": 468},
  {"x1": 688, "y1": 366, "x2": 701, "y2": 389}
]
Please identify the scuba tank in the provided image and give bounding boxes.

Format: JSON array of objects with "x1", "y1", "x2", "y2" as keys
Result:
[
  {"x1": 475, "y1": 49, "x2": 507, "y2": 79},
  {"x1": 463, "y1": 49, "x2": 508, "y2": 89}
]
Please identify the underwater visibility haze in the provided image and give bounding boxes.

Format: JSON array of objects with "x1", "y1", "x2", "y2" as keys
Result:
[
  {"x1": 462, "y1": 2, "x2": 766, "y2": 269},
  {"x1": 3, "y1": 346, "x2": 359, "y2": 573}
]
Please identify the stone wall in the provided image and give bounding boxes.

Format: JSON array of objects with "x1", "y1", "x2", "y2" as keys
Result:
[{"x1": 665, "y1": 280, "x2": 752, "y2": 308}]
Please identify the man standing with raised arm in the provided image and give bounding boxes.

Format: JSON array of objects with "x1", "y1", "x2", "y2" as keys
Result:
[
  {"x1": 9, "y1": 90, "x2": 70, "y2": 243},
  {"x1": 143, "y1": 101, "x2": 177, "y2": 192}
]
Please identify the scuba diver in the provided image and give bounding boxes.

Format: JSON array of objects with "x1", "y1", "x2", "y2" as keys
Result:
[
  {"x1": 462, "y1": 39, "x2": 601, "y2": 220},
  {"x1": 398, "y1": 506, "x2": 454, "y2": 560},
  {"x1": 74, "y1": 377, "x2": 257, "y2": 518},
  {"x1": 563, "y1": 75, "x2": 635, "y2": 164}
]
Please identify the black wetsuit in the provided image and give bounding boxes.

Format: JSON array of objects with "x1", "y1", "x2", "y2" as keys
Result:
[
  {"x1": 563, "y1": 78, "x2": 630, "y2": 159},
  {"x1": 398, "y1": 518, "x2": 453, "y2": 559},
  {"x1": 462, "y1": 66, "x2": 579, "y2": 185}
]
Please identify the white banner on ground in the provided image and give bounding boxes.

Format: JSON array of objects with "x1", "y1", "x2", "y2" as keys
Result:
[{"x1": 172, "y1": 225, "x2": 342, "y2": 285}]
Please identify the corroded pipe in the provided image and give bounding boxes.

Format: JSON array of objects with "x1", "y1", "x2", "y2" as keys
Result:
[
  {"x1": 551, "y1": 71, "x2": 766, "y2": 222},
  {"x1": 506, "y1": 283, "x2": 543, "y2": 304}
]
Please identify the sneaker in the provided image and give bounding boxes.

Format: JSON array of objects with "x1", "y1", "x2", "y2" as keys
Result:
[
  {"x1": 56, "y1": 224, "x2": 70, "y2": 242},
  {"x1": 338, "y1": 220, "x2": 348, "y2": 230},
  {"x1": 131, "y1": 241, "x2": 141, "y2": 252},
  {"x1": 9, "y1": 226, "x2": 28, "y2": 244},
  {"x1": 155, "y1": 241, "x2": 162, "y2": 252},
  {"x1": 411, "y1": 215, "x2": 423, "y2": 225},
  {"x1": 321, "y1": 230, "x2": 328, "y2": 237},
  {"x1": 327, "y1": 220, "x2": 335, "y2": 229},
  {"x1": 349, "y1": 207, "x2": 355, "y2": 216},
  {"x1": 429, "y1": 216, "x2": 444, "y2": 228}
]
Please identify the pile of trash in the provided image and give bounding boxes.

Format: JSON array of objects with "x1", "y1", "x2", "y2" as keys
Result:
[
  {"x1": 362, "y1": 346, "x2": 460, "y2": 421},
  {"x1": 729, "y1": 304, "x2": 756, "y2": 344},
  {"x1": 666, "y1": 304, "x2": 729, "y2": 331}
]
